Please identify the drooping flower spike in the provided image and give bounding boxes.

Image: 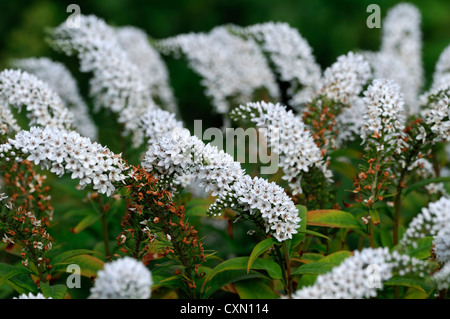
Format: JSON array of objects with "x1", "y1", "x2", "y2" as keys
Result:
[{"x1": 13, "y1": 57, "x2": 97, "y2": 140}]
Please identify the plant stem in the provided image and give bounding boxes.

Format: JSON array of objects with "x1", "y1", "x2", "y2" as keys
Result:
[
  {"x1": 96, "y1": 196, "x2": 111, "y2": 260},
  {"x1": 369, "y1": 220, "x2": 374, "y2": 248},
  {"x1": 100, "y1": 211, "x2": 111, "y2": 261},
  {"x1": 282, "y1": 243, "x2": 293, "y2": 299}
]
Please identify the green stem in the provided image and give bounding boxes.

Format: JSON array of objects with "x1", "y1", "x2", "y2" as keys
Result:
[
  {"x1": 369, "y1": 220, "x2": 375, "y2": 248},
  {"x1": 100, "y1": 211, "x2": 111, "y2": 261},
  {"x1": 282, "y1": 242, "x2": 293, "y2": 299}
]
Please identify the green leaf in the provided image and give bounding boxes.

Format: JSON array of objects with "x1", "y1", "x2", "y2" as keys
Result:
[
  {"x1": 292, "y1": 251, "x2": 352, "y2": 276},
  {"x1": 369, "y1": 209, "x2": 380, "y2": 225},
  {"x1": 201, "y1": 257, "x2": 282, "y2": 298},
  {"x1": 307, "y1": 210, "x2": 362, "y2": 229},
  {"x1": 234, "y1": 279, "x2": 279, "y2": 299},
  {"x1": 296, "y1": 253, "x2": 323, "y2": 264},
  {"x1": 247, "y1": 237, "x2": 277, "y2": 274},
  {"x1": 151, "y1": 275, "x2": 184, "y2": 290},
  {"x1": 408, "y1": 237, "x2": 434, "y2": 260},
  {"x1": 39, "y1": 282, "x2": 67, "y2": 299},
  {"x1": 292, "y1": 262, "x2": 336, "y2": 275},
  {"x1": 201, "y1": 269, "x2": 267, "y2": 299},
  {"x1": 403, "y1": 177, "x2": 450, "y2": 195},
  {"x1": 52, "y1": 255, "x2": 104, "y2": 278},
  {"x1": 384, "y1": 277, "x2": 432, "y2": 294},
  {"x1": 0, "y1": 263, "x2": 37, "y2": 295},
  {"x1": 51, "y1": 249, "x2": 103, "y2": 266},
  {"x1": 300, "y1": 229, "x2": 330, "y2": 240},
  {"x1": 0, "y1": 269, "x2": 32, "y2": 288},
  {"x1": 185, "y1": 198, "x2": 214, "y2": 216},
  {"x1": 380, "y1": 228, "x2": 393, "y2": 248},
  {"x1": 72, "y1": 214, "x2": 101, "y2": 234}
]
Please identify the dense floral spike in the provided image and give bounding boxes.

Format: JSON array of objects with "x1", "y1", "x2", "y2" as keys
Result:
[
  {"x1": 369, "y1": 3, "x2": 423, "y2": 113},
  {"x1": 317, "y1": 52, "x2": 371, "y2": 105},
  {"x1": 434, "y1": 226, "x2": 450, "y2": 265},
  {"x1": 13, "y1": 57, "x2": 98, "y2": 140},
  {"x1": 433, "y1": 263, "x2": 450, "y2": 290},
  {"x1": 116, "y1": 26, "x2": 178, "y2": 114},
  {"x1": 89, "y1": 257, "x2": 152, "y2": 299},
  {"x1": 119, "y1": 167, "x2": 205, "y2": 295},
  {"x1": 302, "y1": 52, "x2": 371, "y2": 151},
  {"x1": 293, "y1": 247, "x2": 432, "y2": 299},
  {"x1": 143, "y1": 130, "x2": 301, "y2": 242},
  {"x1": 51, "y1": 15, "x2": 156, "y2": 146},
  {"x1": 400, "y1": 197, "x2": 450, "y2": 251},
  {"x1": 431, "y1": 45, "x2": 450, "y2": 90},
  {"x1": 232, "y1": 22, "x2": 321, "y2": 108},
  {"x1": 139, "y1": 109, "x2": 193, "y2": 188},
  {"x1": 0, "y1": 192, "x2": 53, "y2": 281},
  {"x1": 422, "y1": 87, "x2": 450, "y2": 143},
  {"x1": 157, "y1": 26, "x2": 279, "y2": 114},
  {"x1": 353, "y1": 79, "x2": 408, "y2": 211},
  {"x1": 360, "y1": 79, "x2": 408, "y2": 152},
  {"x1": 140, "y1": 109, "x2": 184, "y2": 146},
  {"x1": 231, "y1": 101, "x2": 331, "y2": 195},
  {"x1": 0, "y1": 69, "x2": 73, "y2": 130},
  {"x1": 1, "y1": 126, "x2": 129, "y2": 196}
]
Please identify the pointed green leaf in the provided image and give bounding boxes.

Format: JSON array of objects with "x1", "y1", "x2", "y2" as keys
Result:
[
  {"x1": 0, "y1": 269, "x2": 32, "y2": 288},
  {"x1": 369, "y1": 209, "x2": 380, "y2": 225},
  {"x1": 307, "y1": 210, "x2": 362, "y2": 229},
  {"x1": 39, "y1": 282, "x2": 68, "y2": 299},
  {"x1": 292, "y1": 251, "x2": 352, "y2": 276},
  {"x1": 72, "y1": 214, "x2": 101, "y2": 234},
  {"x1": 234, "y1": 279, "x2": 279, "y2": 299},
  {"x1": 51, "y1": 249, "x2": 103, "y2": 266},
  {"x1": 403, "y1": 177, "x2": 450, "y2": 195},
  {"x1": 0, "y1": 263, "x2": 37, "y2": 295},
  {"x1": 247, "y1": 237, "x2": 277, "y2": 274}
]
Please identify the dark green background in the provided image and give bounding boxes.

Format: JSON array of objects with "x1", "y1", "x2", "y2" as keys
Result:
[{"x1": 1, "y1": 0, "x2": 449, "y2": 119}]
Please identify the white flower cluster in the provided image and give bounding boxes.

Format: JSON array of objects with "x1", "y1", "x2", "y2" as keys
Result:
[
  {"x1": 89, "y1": 257, "x2": 152, "y2": 299},
  {"x1": 231, "y1": 101, "x2": 331, "y2": 195},
  {"x1": 317, "y1": 52, "x2": 371, "y2": 105},
  {"x1": 116, "y1": 26, "x2": 178, "y2": 114},
  {"x1": 433, "y1": 263, "x2": 450, "y2": 290},
  {"x1": 400, "y1": 197, "x2": 450, "y2": 252},
  {"x1": 423, "y1": 87, "x2": 450, "y2": 143},
  {"x1": 360, "y1": 79, "x2": 407, "y2": 154},
  {"x1": 434, "y1": 226, "x2": 450, "y2": 265},
  {"x1": 431, "y1": 45, "x2": 450, "y2": 90},
  {"x1": 1, "y1": 126, "x2": 129, "y2": 196},
  {"x1": 369, "y1": 3, "x2": 423, "y2": 113},
  {"x1": 51, "y1": 15, "x2": 156, "y2": 146},
  {"x1": 293, "y1": 247, "x2": 430, "y2": 299},
  {"x1": 13, "y1": 57, "x2": 98, "y2": 140},
  {"x1": 157, "y1": 26, "x2": 279, "y2": 114},
  {"x1": 0, "y1": 103, "x2": 20, "y2": 136},
  {"x1": 13, "y1": 293, "x2": 50, "y2": 299},
  {"x1": 0, "y1": 69, "x2": 73, "y2": 130},
  {"x1": 140, "y1": 109, "x2": 192, "y2": 188},
  {"x1": 233, "y1": 22, "x2": 321, "y2": 108},
  {"x1": 143, "y1": 131, "x2": 301, "y2": 241},
  {"x1": 140, "y1": 109, "x2": 184, "y2": 145}
]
